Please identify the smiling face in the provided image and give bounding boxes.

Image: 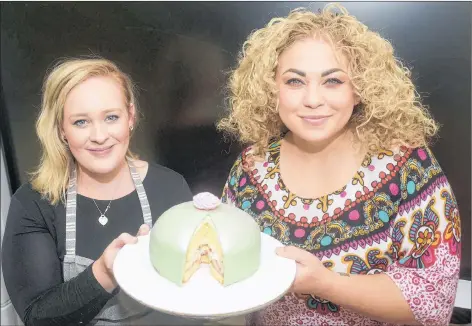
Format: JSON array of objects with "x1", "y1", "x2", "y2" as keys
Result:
[
  {"x1": 275, "y1": 36, "x2": 360, "y2": 145},
  {"x1": 62, "y1": 75, "x2": 135, "y2": 176}
]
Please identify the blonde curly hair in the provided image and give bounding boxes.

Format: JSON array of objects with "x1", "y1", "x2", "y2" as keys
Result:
[{"x1": 217, "y1": 3, "x2": 439, "y2": 157}]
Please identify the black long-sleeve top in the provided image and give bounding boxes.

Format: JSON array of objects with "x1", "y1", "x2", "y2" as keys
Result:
[{"x1": 2, "y1": 163, "x2": 193, "y2": 326}]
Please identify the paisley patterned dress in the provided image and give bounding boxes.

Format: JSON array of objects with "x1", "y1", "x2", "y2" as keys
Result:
[{"x1": 221, "y1": 140, "x2": 461, "y2": 326}]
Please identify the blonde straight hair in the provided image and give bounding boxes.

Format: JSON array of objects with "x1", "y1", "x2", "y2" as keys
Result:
[{"x1": 30, "y1": 57, "x2": 139, "y2": 205}]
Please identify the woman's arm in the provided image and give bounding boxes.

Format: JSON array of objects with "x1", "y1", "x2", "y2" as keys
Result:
[
  {"x1": 332, "y1": 149, "x2": 462, "y2": 325},
  {"x1": 282, "y1": 186, "x2": 460, "y2": 326},
  {"x1": 280, "y1": 147, "x2": 461, "y2": 326},
  {"x1": 2, "y1": 195, "x2": 115, "y2": 326},
  {"x1": 319, "y1": 215, "x2": 459, "y2": 326},
  {"x1": 319, "y1": 271, "x2": 419, "y2": 324}
]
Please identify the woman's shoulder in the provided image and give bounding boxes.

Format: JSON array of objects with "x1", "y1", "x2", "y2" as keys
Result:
[
  {"x1": 12, "y1": 182, "x2": 49, "y2": 206},
  {"x1": 371, "y1": 145, "x2": 441, "y2": 168},
  {"x1": 138, "y1": 160, "x2": 191, "y2": 196},
  {"x1": 139, "y1": 160, "x2": 186, "y2": 183},
  {"x1": 8, "y1": 182, "x2": 59, "y2": 223},
  {"x1": 227, "y1": 140, "x2": 279, "y2": 170},
  {"x1": 235, "y1": 140, "x2": 279, "y2": 164},
  {"x1": 369, "y1": 145, "x2": 447, "y2": 192},
  {"x1": 137, "y1": 160, "x2": 193, "y2": 210}
]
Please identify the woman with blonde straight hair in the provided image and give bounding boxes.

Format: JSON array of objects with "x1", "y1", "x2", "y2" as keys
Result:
[
  {"x1": 218, "y1": 3, "x2": 461, "y2": 325},
  {"x1": 31, "y1": 58, "x2": 140, "y2": 206},
  {"x1": 2, "y1": 57, "x2": 199, "y2": 325}
]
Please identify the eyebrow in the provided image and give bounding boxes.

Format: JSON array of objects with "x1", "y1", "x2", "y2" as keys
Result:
[
  {"x1": 68, "y1": 108, "x2": 122, "y2": 119},
  {"x1": 283, "y1": 68, "x2": 345, "y2": 77},
  {"x1": 283, "y1": 68, "x2": 306, "y2": 77},
  {"x1": 321, "y1": 68, "x2": 344, "y2": 77}
]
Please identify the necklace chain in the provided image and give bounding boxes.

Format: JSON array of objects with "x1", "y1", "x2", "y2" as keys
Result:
[
  {"x1": 80, "y1": 166, "x2": 127, "y2": 226},
  {"x1": 92, "y1": 199, "x2": 112, "y2": 216}
]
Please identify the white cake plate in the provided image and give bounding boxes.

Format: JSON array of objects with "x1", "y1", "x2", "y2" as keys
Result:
[{"x1": 113, "y1": 233, "x2": 296, "y2": 319}]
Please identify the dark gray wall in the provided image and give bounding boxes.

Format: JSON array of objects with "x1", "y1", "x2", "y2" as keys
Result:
[{"x1": 1, "y1": 2, "x2": 470, "y2": 280}]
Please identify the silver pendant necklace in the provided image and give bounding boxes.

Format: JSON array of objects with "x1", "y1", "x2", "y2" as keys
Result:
[
  {"x1": 88, "y1": 165, "x2": 126, "y2": 226},
  {"x1": 93, "y1": 200, "x2": 112, "y2": 226}
]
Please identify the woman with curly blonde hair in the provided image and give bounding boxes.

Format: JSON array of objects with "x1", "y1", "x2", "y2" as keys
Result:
[{"x1": 218, "y1": 4, "x2": 461, "y2": 326}]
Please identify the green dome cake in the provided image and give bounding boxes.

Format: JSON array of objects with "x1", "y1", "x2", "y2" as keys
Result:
[{"x1": 149, "y1": 192, "x2": 262, "y2": 287}]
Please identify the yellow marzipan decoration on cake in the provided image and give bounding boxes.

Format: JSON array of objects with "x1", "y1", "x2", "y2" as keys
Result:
[{"x1": 182, "y1": 217, "x2": 224, "y2": 284}]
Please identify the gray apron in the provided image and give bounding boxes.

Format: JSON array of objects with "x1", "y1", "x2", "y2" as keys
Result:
[{"x1": 64, "y1": 160, "x2": 203, "y2": 325}]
